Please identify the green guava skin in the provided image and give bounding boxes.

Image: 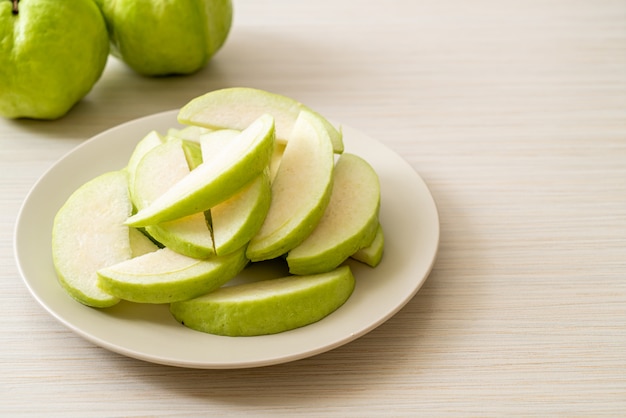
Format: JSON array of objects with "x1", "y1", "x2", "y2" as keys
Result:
[
  {"x1": 0, "y1": 0, "x2": 109, "y2": 119},
  {"x1": 97, "y1": 0, "x2": 233, "y2": 76}
]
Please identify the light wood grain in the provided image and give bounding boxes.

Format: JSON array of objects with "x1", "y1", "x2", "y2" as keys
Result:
[{"x1": 1, "y1": 0, "x2": 625, "y2": 416}]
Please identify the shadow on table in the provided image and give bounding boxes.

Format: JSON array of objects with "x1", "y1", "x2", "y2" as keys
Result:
[
  {"x1": 4, "y1": 27, "x2": 360, "y2": 143},
  {"x1": 105, "y1": 290, "x2": 440, "y2": 404}
]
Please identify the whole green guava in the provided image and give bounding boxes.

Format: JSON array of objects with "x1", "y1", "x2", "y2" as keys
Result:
[
  {"x1": 97, "y1": 0, "x2": 233, "y2": 76},
  {"x1": 0, "y1": 0, "x2": 110, "y2": 119}
]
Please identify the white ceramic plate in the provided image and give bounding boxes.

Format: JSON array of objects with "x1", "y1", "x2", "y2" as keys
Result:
[{"x1": 14, "y1": 110, "x2": 439, "y2": 369}]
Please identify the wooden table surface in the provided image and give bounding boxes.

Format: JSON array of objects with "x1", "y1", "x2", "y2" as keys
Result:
[{"x1": 2, "y1": 0, "x2": 625, "y2": 416}]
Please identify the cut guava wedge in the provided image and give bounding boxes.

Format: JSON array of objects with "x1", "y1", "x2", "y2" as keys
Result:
[
  {"x1": 130, "y1": 137, "x2": 214, "y2": 258},
  {"x1": 97, "y1": 246, "x2": 248, "y2": 304},
  {"x1": 177, "y1": 87, "x2": 344, "y2": 153},
  {"x1": 350, "y1": 223, "x2": 384, "y2": 267},
  {"x1": 246, "y1": 110, "x2": 334, "y2": 262},
  {"x1": 287, "y1": 153, "x2": 380, "y2": 275},
  {"x1": 51, "y1": 170, "x2": 132, "y2": 308},
  {"x1": 126, "y1": 113, "x2": 275, "y2": 227},
  {"x1": 169, "y1": 265, "x2": 355, "y2": 336}
]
